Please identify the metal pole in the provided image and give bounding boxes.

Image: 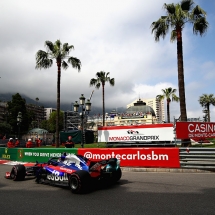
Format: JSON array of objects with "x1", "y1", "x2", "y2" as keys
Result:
[
  {"x1": 18, "y1": 122, "x2": 20, "y2": 139},
  {"x1": 81, "y1": 106, "x2": 84, "y2": 148}
]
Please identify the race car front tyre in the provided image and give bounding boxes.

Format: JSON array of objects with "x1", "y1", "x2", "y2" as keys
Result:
[
  {"x1": 69, "y1": 170, "x2": 90, "y2": 194},
  {"x1": 10, "y1": 165, "x2": 26, "y2": 181}
]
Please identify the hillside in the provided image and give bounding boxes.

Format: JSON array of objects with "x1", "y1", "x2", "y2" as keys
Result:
[{"x1": 0, "y1": 93, "x2": 126, "y2": 115}]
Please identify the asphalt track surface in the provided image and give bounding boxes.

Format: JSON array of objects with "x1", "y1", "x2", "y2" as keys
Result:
[{"x1": 1, "y1": 164, "x2": 215, "y2": 215}]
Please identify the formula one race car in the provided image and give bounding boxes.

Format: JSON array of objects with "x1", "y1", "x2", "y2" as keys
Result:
[{"x1": 5, "y1": 153, "x2": 122, "y2": 194}]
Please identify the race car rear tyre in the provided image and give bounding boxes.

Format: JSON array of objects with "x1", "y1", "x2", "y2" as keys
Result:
[
  {"x1": 69, "y1": 170, "x2": 90, "y2": 194},
  {"x1": 10, "y1": 165, "x2": 26, "y2": 181},
  {"x1": 112, "y1": 167, "x2": 122, "y2": 183}
]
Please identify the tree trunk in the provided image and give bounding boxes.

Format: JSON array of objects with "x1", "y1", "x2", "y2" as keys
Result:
[
  {"x1": 102, "y1": 84, "x2": 105, "y2": 126},
  {"x1": 207, "y1": 103, "x2": 210, "y2": 122},
  {"x1": 56, "y1": 60, "x2": 61, "y2": 148},
  {"x1": 177, "y1": 27, "x2": 191, "y2": 147},
  {"x1": 167, "y1": 100, "x2": 170, "y2": 123}
]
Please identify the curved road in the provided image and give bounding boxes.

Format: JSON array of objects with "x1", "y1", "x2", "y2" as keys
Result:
[{"x1": 0, "y1": 164, "x2": 215, "y2": 215}]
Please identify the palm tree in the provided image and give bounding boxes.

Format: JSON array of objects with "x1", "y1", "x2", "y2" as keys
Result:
[
  {"x1": 90, "y1": 71, "x2": 115, "y2": 126},
  {"x1": 156, "y1": 87, "x2": 179, "y2": 123},
  {"x1": 35, "y1": 97, "x2": 39, "y2": 104},
  {"x1": 151, "y1": 0, "x2": 208, "y2": 146},
  {"x1": 198, "y1": 94, "x2": 215, "y2": 122},
  {"x1": 35, "y1": 40, "x2": 81, "y2": 147}
]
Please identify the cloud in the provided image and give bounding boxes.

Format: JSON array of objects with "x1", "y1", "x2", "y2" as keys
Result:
[{"x1": 0, "y1": 0, "x2": 214, "y2": 122}]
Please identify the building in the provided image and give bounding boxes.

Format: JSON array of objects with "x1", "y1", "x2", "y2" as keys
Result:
[
  {"x1": 88, "y1": 99, "x2": 159, "y2": 129},
  {"x1": 26, "y1": 104, "x2": 46, "y2": 126},
  {"x1": 127, "y1": 97, "x2": 165, "y2": 123},
  {"x1": 0, "y1": 102, "x2": 7, "y2": 123},
  {"x1": 64, "y1": 111, "x2": 81, "y2": 130},
  {"x1": 44, "y1": 108, "x2": 57, "y2": 120}
]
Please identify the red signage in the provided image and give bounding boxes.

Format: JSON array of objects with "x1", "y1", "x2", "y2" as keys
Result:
[
  {"x1": 176, "y1": 122, "x2": 215, "y2": 139},
  {"x1": 78, "y1": 148, "x2": 180, "y2": 168}
]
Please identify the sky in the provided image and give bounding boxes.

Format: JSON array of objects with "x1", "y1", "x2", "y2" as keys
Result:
[{"x1": 0, "y1": 0, "x2": 215, "y2": 122}]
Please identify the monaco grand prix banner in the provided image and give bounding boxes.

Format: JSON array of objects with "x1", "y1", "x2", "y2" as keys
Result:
[
  {"x1": 78, "y1": 148, "x2": 180, "y2": 168},
  {"x1": 176, "y1": 122, "x2": 215, "y2": 139},
  {"x1": 98, "y1": 124, "x2": 174, "y2": 142}
]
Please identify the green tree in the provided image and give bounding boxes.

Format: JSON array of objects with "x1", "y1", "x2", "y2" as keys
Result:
[
  {"x1": 48, "y1": 111, "x2": 64, "y2": 133},
  {"x1": 27, "y1": 109, "x2": 36, "y2": 129},
  {"x1": 7, "y1": 93, "x2": 29, "y2": 135},
  {"x1": 0, "y1": 122, "x2": 12, "y2": 138},
  {"x1": 90, "y1": 71, "x2": 115, "y2": 126},
  {"x1": 156, "y1": 87, "x2": 179, "y2": 123},
  {"x1": 198, "y1": 94, "x2": 215, "y2": 122},
  {"x1": 40, "y1": 120, "x2": 49, "y2": 131},
  {"x1": 35, "y1": 40, "x2": 81, "y2": 147},
  {"x1": 151, "y1": 0, "x2": 208, "y2": 146}
]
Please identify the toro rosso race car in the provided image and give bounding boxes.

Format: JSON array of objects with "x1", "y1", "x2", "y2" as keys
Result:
[{"x1": 5, "y1": 153, "x2": 122, "y2": 194}]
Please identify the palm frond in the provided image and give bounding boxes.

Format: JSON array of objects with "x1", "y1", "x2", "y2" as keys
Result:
[
  {"x1": 192, "y1": 5, "x2": 207, "y2": 17},
  {"x1": 172, "y1": 94, "x2": 180, "y2": 102},
  {"x1": 109, "y1": 78, "x2": 115, "y2": 86},
  {"x1": 35, "y1": 50, "x2": 53, "y2": 69},
  {"x1": 170, "y1": 30, "x2": 177, "y2": 42},
  {"x1": 180, "y1": 0, "x2": 194, "y2": 12},
  {"x1": 62, "y1": 61, "x2": 69, "y2": 70},
  {"x1": 190, "y1": 5, "x2": 208, "y2": 36},
  {"x1": 97, "y1": 71, "x2": 105, "y2": 79},
  {"x1": 62, "y1": 43, "x2": 74, "y2": 55},
  {"x1": 156, "y1": 95, "x2": 164, "y2": 101},
  {"x1": 95, "y1": 83, "x2": 101, "y2": 89},
  {"x1": 67, "y1": 57, "x2": 81, "y2": 71},
  {"x1": 151, "y1": 17, "x2": 169, "y2": 42},
  {"x1": 105, "y1": 72, "x2": 110, "y2": 77},
  {"x1": 55, "y1": 40, "x2": 62, "y2": 49},
  {"x1": 45, "y1": 41, "x2": 54, "y2": 52},
  {"x1": 89, "y1": 78, "x2": 97, "y2": 86},
  {"x1": 193, "y1": 16, "x2": 208, "y2": 35},
  {"x1": 163, "y1": 3, "x2": 175, "y2": 15}
]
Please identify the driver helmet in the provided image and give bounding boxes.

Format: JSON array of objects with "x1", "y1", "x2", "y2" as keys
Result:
[{"x1": 58, "y1": 152, "x2": 67, "y2": 162}]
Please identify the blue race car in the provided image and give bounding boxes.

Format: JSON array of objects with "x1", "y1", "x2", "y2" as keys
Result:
[{"x1": 5, "y1": 153, "x2": 122, "y2": 194}]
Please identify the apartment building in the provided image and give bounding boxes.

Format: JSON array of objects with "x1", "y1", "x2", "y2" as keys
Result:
[{"x1": 26, "y1": 104, "x2": 46, "y2": 124}]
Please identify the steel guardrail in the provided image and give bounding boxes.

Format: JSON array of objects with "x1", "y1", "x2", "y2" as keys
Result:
[{"x1": 180, "y1": 147, "x2": 215, "y2": 171}]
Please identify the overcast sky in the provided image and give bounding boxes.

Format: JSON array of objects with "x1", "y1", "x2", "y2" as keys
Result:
[{"x1": 0, "y1": 0, "x2": 215, "y2": 121}]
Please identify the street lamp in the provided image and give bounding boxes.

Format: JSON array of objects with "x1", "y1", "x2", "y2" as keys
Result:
[
  {"x1": 17, "y1": 112, "x2": 22, "y2": 140},
  {"x1": 73, "y1": 94, "x2": 91, "y2": 148}
]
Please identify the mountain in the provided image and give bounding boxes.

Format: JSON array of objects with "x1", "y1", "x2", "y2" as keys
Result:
[{"x1": 0, "y1": 93, "x2": 126, "y2": 115}]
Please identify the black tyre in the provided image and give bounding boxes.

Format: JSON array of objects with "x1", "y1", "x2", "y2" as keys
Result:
[
  {"x1": 112, "y1": 167, "x2": 122, "y2": 183},
  {"x1": 10, "y1": 165, "x2": 26, "y2": 181},
  {"x1": 69, "y1": 170, "x2": 91, "y2": 194}
]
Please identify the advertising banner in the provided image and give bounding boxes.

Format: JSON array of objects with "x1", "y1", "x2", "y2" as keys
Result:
[
  {"x1": 0, "y1": 148, "x2": 18, "y2": 161},
  {"x1": 98, "y1": 124, "x2": 174, "y2": 142},
  {"x1": 0, "y1": 147, "x2": 180, "y2": 168},
  {"x1": 0, "y1": 148, "x2": 78, "y2": 163},
  {"x1": 78, "y1": 148, "x2": 180, "y2": 168},
  {"x1": 176, "y1": 122, "x2": 215, "y2": 139}
]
